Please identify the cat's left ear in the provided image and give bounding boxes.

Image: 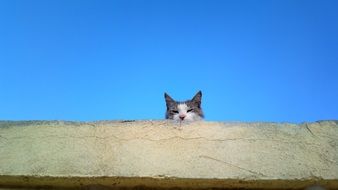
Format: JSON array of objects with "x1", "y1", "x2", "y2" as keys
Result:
[{"x1": 191, "y1": 91, "x2": 202, "y2": 106}]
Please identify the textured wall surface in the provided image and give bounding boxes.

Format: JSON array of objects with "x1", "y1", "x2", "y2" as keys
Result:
[{"x1": 0, "y1": 120, "x2": 337, "y2": 189}]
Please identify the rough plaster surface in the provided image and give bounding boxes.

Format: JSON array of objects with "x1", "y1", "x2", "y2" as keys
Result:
[{"x1": 0, "y1": 120, "x2": 337, "y2": 189}]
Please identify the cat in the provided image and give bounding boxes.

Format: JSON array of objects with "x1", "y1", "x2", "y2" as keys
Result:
[{"x1": 164, "y1": 91, "x2": 204, "y2": 121}]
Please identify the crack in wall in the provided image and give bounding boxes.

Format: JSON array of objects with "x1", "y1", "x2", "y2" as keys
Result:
[
  {"x1": 1, "y1": 134, "x2": 323, "y2": 147},
  {"x1": 305, "y1": 123, "x2": 316, "y2": 137},
  {"x1": 199, "y1": 155, "x2": 268, "y2": 177}
]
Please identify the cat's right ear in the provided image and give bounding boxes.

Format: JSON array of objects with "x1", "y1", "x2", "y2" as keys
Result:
[{"x1": 164, "y1": 92, "x2": 175, "y2": 106}]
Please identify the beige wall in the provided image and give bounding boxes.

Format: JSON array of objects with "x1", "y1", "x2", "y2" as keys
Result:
[{"x1": 0, "y1": 120, "x2": 337, "y2": 189}]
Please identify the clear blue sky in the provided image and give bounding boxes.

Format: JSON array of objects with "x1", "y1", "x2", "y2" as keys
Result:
[{"x1": 0, "y1": 0, "x2": 337, "y2": 123}]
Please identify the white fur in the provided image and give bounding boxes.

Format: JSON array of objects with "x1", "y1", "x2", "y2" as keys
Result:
[{"x1": 173, "y1": 103, "x2": 202, "y2": 122}]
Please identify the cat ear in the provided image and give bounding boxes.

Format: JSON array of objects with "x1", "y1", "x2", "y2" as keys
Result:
[
  {"x1": 164, "y1": 92, "x2": 175, "y2": 106},
  {"x1": 191, "y1": 91, "x2": 202, "y2": 105}
]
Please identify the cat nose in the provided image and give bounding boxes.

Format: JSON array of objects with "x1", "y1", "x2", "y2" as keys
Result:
[{"x1": 179, "y1": 115, "x2": 186, "y2": 120}]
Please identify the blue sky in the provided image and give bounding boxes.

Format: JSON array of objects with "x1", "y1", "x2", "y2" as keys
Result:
[{"x1": 0, "y1": 0, "x2": 337, "y2": 123}]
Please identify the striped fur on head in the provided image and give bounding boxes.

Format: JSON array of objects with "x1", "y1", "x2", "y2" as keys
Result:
[{"x1": 164, "y1": 91, "x2": 204, "y2": 121}]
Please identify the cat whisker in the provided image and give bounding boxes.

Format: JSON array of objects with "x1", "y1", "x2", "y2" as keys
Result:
[{"x1": 165, "y1": 91, "x2": 204, "y2": 122}]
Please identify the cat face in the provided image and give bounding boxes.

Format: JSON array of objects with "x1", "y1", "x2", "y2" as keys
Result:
[{"x1": 164, "y1": 91, "x2": 204, "y2": 121}]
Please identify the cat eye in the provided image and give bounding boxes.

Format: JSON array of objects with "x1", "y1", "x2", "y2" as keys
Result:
[
  {"x1": 187, "y1": 109, "x2": 193, "y2": 113},
  {"x1": 171, "y1": 110, "x2": 179, "y2": 114}
]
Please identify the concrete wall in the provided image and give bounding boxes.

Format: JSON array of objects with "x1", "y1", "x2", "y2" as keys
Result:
[{"x1": 0, "y1": 120, "x2": 337, "y2": 189}]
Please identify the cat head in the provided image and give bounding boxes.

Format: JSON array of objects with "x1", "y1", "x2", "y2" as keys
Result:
[{"x1": 164, "y1": 91, "x2": 204, "y2": 121}]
